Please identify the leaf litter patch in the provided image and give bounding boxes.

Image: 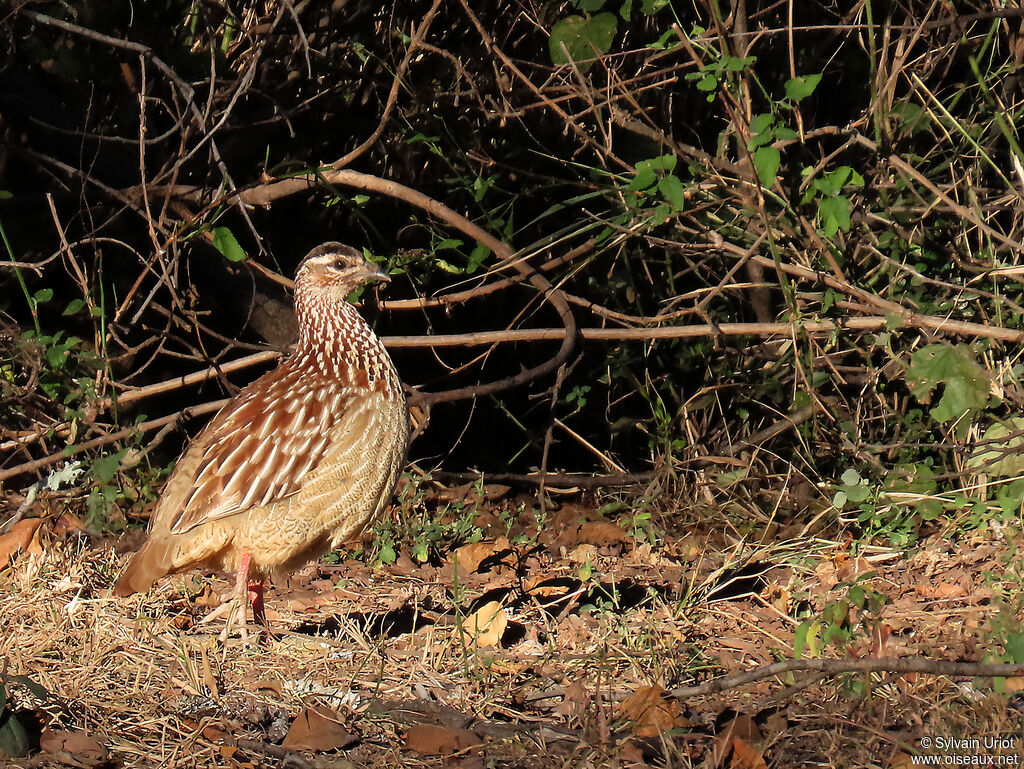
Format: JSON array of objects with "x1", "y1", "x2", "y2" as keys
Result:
[{"x1": 1, "y1": 498, "x2": 1023, "y2": 767}]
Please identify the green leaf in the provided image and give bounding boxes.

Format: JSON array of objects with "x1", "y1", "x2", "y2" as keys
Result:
[
  {"x1": 467, "y1": 243, "x2": 491, "y2": 274},
  {"x1": 753, "y1": 145, "x2": 780, "y2": 187},
  {"x1": 823, "y1": 166, "x2": 852, "y2": 191},
  {"x1": 435, "y1": 259, "x2": 463, "y2": 274},
  {"x1": 378, "y1": 544, "x2": 396, "y2": 564},
  {"x1": 0, "y1": 682, "x2": 28, "y2": 761},
  {"x1": 45, "y1": 345, "x2": 70, "y2": 369},
  {"x1": 91, "y1": 453, "x2": 123, "y2": 485},
  {"x1": 647, "y1": 28, "x2": 676, "y2": 50},
  {"x1": 784, "y1": 74, "x2": 822, "y2": 101},
  {"x1": 549, "y1": 13, "x2": 618, "y2": 73},
  {"x1": 749, "y1": 112, "x2": 775, "y2": 136},
  {"x1": 63, "y1": 298, "x2": 86, "y2": 316},
  {"x1": 628, "y1": 165, "x2": 657, "y2": 191},
  {"x1": 33, "y1": 288, "x2": 54, "y2": 303},
  {"x1": 968, "y1": 418, "x2": 1024, "y2": 477},
  {"x1": 0, "y1": 712, "x2": 28, "y2": 759},
  {"x1": 211, "y1": 227, "x2": 246, "y2": 262},
  {"x1": 1006, "y1": 631, "x2": 1024, "y2": 664},
  {"x1": 658, "y1": 174, "x2": 685, "y2": 211},
  {"x1": 816, "y1": 195, "x2": 851, "y2": 235},
  {"x1": 716, "y1": 468, "x2": 749, "y2": 487},
  {"x1": 844, "y1": 485, "x2": 871, "y2": 503},
  {"x1": 793, "y1": 620, "x2": 821, "y2": 659},
  {"x1": 906, "y1": 344, "x2": 990, "y2": 424}
]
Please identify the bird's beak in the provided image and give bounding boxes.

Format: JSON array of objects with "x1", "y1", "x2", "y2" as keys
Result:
[{"x1": 360, "y1": 265, "x2": 391, "y2": 284}]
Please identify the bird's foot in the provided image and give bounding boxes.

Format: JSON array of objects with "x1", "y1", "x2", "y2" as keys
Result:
[{"x1": 198, "y1": 553, "x2": 266, "y2": 646}]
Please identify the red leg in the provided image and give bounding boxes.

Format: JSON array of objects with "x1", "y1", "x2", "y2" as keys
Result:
[{"x1": 247, "y1": 578, "x2": 266, "y2": 626}]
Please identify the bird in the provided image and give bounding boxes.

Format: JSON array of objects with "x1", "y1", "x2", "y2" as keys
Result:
[{"x1": 113, "y1": 243, "x2": 409, "y2": 636}]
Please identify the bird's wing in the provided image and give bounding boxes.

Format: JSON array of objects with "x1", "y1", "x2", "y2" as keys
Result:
[{"x1": 166, "y1": 366, "x2": 360, "y2": 535}]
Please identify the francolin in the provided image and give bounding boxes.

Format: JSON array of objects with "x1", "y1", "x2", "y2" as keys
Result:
[{"x1": 114, "y1": 243, "x2": 409, "y2": 633}]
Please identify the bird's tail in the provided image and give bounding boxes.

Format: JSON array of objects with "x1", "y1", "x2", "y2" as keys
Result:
[{"x1": 112, "y1": 540, "x2": 174, "y2": 596}]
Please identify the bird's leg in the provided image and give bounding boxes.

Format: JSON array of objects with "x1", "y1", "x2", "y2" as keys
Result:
[
  {"x1": 218, "y1": 552, "x2": 254, "y2": 644},
  {"x1": 247, "y1": 577, "x2": 266, "y2": 627}
]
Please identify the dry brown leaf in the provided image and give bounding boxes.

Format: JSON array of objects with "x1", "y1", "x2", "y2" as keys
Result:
[
  {"x1": 709, "y1": 714, "x2": 762, "y2": 769},
  {"x1": 435, "y1": 483, "x2": 476, "y2": 503},
  {"x1": 524, "y1": 576, "x2": 574, "y2": 598},
  {"x1": 404, "y1": 724, "x2": 478, "y2": 755},
  {"x1": 729, "y1": 737, "x2": 768, "y2": 769},
  {"x1": 887, "y1": 752, "x2": 915, "y2": 769},
  {"x1": 834, "y1": 553, "x2": 872, "y2": 582},
  {"x1": 284, "y1": 588, "x2": 323, "y2": 612},
  {"x1": 282, "y1": 706, "x2": 357, "y2": 752},
  {"x1": 194, "y1": 583, "x2": 221, "y2": 607},
  {"x1": 1003, "y1": 676, "x2": 1024, "y2": 693},
  {"x1": 393, "y1": 552, "x2": 417, "y2": 574},
  {"x1": 451, "y1": 538, "x2": 510, "y2": 575},
  {"x1": 617, "y1": 685, "x2": 686, "y2": 738},
  {"x1": 459, "y1": 600, "x2": 507, "y2": 648},
  {"x1": 39, "y1": 730, "x2": 107, "y2": 763},
  {"x1": 0, "y1": 519, "x2": 43, "y2": 564},
  {"x1": 617, "y1": 741, "x2": 649, "y2": 767},
  {"x1": 53, "y1": 512, "x2": 87, "y2": 535},
  {"x1": 202, "y1": 724, "x2": 227, "y2": 741},
  {"x1": 575, "y1": 521, "x2": 629, "y2": 546},
  {"x1": 553, "y1": 681, "x2": 590, "y2": 722},
  {"x1": 245, "y1": 678, "x2": 283, "y2": 694},
  {"x1": 567, "y1": 543, "x2": 597, "y2": 564}
]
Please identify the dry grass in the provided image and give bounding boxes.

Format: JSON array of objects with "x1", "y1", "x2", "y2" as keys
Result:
[{"x1": 1, "y1": 497, "x2": 1023, "y2": 768}]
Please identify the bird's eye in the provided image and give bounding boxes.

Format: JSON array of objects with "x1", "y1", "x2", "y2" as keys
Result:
[{"x1": 332, "y1": 258, "x2": 348, "y2": 270}]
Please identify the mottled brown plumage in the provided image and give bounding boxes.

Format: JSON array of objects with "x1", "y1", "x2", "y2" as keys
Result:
[{"x1": 114, "y1": 243, "x2": 408, "y2": 618}]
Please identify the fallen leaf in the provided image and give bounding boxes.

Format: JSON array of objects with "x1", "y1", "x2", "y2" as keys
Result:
[
  {"x1": 202, "y1": 724, "x2": 227, "y2": 741},
  {"x1": 1004, "y1": 677, "x2": 1024, "y2": 693},
  {"x1": 282, "y1": 706, "x2": 357, "y2": 752},
  {"x1": 0, "y1": 520, "x2": 43, "y2": 564},
  {"x1": 451, "y1": 540, "x2": 502, "y2": 575},
  {"x1": 834, "y1": 553, "x2": 872, "y2": 582},
  {"x1": 404, "y1": 724, "x2": 478, "y2": 755},
  {"x1": 729, "y1": 736, "x2": 768, "y2": 769},
  {"x1": 284, "y1": 588, "x2": 323, "y2": 612},
  {"x1": 710, "y1": 714, "x2": 761, "y2": 769},
  {"x1": 617, "y1": 741, "x2": 649, "y2": 767},
  {"x1": 53, "y1": 512, "x2": 87, "y2": 535},
  {"x1": 246, "y1": 678, "x2": 283, "y2": 694},
  {"x1": 575, "y1": 521, "x2": 629, "y2": 547},
  {"x1": 194, "y1": 583, "x2": 221, "y2": 607},
  {"x1": 39, "y1": 730, "x2": 108, "y2": 763},
  {"x1": 435, "y1": 483, "x2": 476, "y2": 503},
  {"x1": 524, "y1": 576, "x2": 576, "y2": 598},
  {"x1": 567, "y1": 544, "x2": 597, "y2": 564},
  {"x1": 459, "y1": 601, "x2": 507, "y2": 648},
  {"x1": 553, "y1": 681, "x2": 590, "y2": 722},
  {"x1": 887, "y1": 752, "x2": 915, "y2": 769},
  {"x1": 617, "y1": 685, "x2": 686, "y2": 738}
]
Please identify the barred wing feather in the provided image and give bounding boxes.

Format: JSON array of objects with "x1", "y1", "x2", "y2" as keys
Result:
[{"x1": 167, "y1": 369, "x2": 356, "y2": 535}]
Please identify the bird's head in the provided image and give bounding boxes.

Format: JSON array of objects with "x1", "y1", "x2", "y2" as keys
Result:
[{"x1": 295, "y1": 242, "x2": 390, "y2": 298}]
